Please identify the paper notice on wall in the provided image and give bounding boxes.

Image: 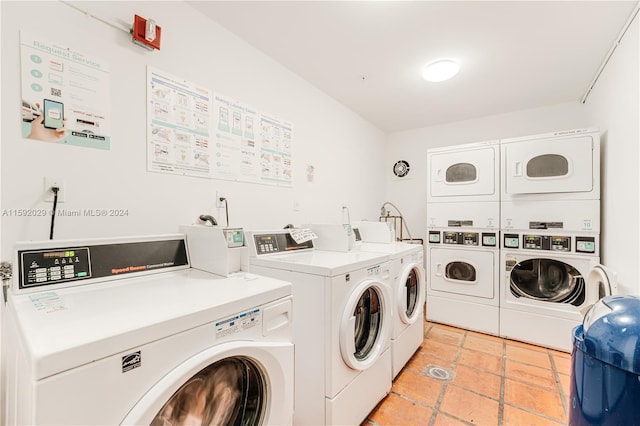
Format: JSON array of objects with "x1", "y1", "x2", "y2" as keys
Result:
[
  {"x1": 20, "y1": 32, "x2": 111, "y2": 149},
  {"x1": 147, "y1": 67, "x2": 212, "y2": 178},
  {"x1": 259, "y1": 113, "x2": 293, "y2": 187},
  {"x1": 212, "y1": 93, "x2": 260, "y2": 183}
]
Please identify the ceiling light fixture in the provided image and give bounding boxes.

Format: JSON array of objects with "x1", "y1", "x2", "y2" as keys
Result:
[{"x1": 421, "y1": 59, "x2": 460, "y2": 82}]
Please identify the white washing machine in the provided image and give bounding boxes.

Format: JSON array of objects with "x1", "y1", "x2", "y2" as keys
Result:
[
  {"x1": 351, "y1": 223, "x2": 425, "y2": 379},
  {"x1": 500, "y1": 231, "x2": 616, "y2": 352},
  {"x1": 3, "y1": 235, "x2": 294, "y2": 425},
  {"x1": 500, "y1": 127, "x2": 600, "y2": 202},
  {"x1": 244, "y1": 229, "x2": 392, "y2": 426},
  {"x1": 426, "y1": 227, "x2": 500, "y2": 335},
  {"x1": 427, "y1": 139, "x2": 500, "y2": 204}
]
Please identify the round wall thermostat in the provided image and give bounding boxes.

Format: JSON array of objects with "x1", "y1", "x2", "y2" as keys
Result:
[{"x1": 393, "y1": 160, "x2": 410, "y2": 177}]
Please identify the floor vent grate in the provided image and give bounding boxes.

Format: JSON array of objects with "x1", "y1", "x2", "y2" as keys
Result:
[{"x1": 423, "y1": 365, "x2": 455, "y2": 381}]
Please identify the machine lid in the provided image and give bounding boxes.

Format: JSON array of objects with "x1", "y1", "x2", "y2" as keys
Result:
[
  {"x1": 576, "y1": 295, "x2": 640, "y2": 375},
  {"x1": 8, "y1": 269, "x2": 291, "y2": 380}
]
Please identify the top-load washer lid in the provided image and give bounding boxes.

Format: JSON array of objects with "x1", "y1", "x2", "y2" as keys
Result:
[
  {"x1": 8, "y1": 268, "x2": 291, "y2": 381},
  {"x1": 249, "y1": 249, "x2": 390, "y2": 276}
]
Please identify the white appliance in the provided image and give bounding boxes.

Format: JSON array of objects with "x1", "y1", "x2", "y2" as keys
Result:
[
  {"x1": 500, "y1": 231, "x2": 616, "y2": 352},
  {"x1": 427, "y1": 139, "x2": 500, "y2": 204},
  {"x1": 3, "y1": 235, "x2": 294, "y2": 425},
  {"x1": 244, "y1": 229, "x2": 392, "y2": 426},
  {"x1": 500, "y1": 127, "x2": 600, "y2": 202},
  {"x1": 426, "y1": 228, "x2": 500, "y2": 335},
  {"x1": 180, "y1": 224, "x2": 246, "y2": 276},
  {"x1": 352, "y1": 222, "x2": 425, "y2": 379},
  {"x1": 427, "y1": 201, "x2": 500, "y2": 230}
]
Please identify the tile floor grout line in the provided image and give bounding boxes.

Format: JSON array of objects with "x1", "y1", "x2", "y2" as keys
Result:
[
  {"x1": 501, "y1": 400, "x2": 567, "y2": 425},
  {"x1": 498, "y1": 336, "x2": 507, "y2": 426},
  {"x1": 548, "y1": 348, "x2": 570, "y2": 420},
  {"x1": 426, "y1": 325, "x2": 464, "y2": 426}
]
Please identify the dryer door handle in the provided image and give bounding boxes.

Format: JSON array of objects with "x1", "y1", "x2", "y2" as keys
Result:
[
  {"x1": 513, "y1": 161, "x2": 523, "y2": 177},
  {"x1": 435, "y1": 263, "x2": 443, "y2": 277},
  {"x1": 435, "y1": 168, "x2": 443, "y2": 182}
]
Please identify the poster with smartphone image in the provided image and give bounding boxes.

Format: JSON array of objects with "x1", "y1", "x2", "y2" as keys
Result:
[{"x1": 20, "y1": 32, "x2": 111, "y2": 149}]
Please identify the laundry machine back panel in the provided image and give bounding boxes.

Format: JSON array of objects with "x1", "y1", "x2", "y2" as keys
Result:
[
  {"x1": 501, "y1": 129, "x2": 600, "y2": 200},
  {"x1": 428, "y1": 143, "x2": 499, "y2": 203},
  {"x1": 428, "y1": 247, "x2": 497, "y2": 299}
]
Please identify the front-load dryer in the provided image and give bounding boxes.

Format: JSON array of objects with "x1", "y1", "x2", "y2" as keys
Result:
[
  {"x1": 426, "y1": 228, "x2": 500, "y2": 335},
  {"x1": 244, "y1": 229, "x2": 392, "y2": 426},
  {"x1": 500, "y1": 127, "x2": 600, "y2": 202},
  {"x1": 427, "y1": 139, "x2": 500, "y2": 204},
  {"x1": 3, "y1": 235, "x2": 294, "y2": 426},
  {"x1": 499, "y1": 231, "x2": 616, "y2": 352}
]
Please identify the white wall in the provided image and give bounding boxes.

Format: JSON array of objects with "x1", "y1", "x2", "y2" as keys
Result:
[
  {"x1": 0, "y1": 1, "x2": 387, "y2": 258},
  {"x1": 385, "y1": 101, "x2": 590, "y2": 243},
  {"x1": 582, "y1": 12, "x2": 639, "y2": 295}
]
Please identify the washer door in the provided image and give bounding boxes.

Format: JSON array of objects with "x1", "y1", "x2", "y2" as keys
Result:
[
  {"x1": 397, "y1": 263, "x2": 424, "y2": 325},
  {"x1": 509, "y1": 258, "x2": 585, "y2": 306},
  {"x1": 122, "y1": 342, "x2": 293, "y2": 426},
  {"x1": 340, "y1": 279, "x2": 390, "y2": 371}
]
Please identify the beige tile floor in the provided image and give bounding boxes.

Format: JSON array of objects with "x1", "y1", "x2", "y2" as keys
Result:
[{"x1": 364, "y1": 321, "x2": 571, "y2": 426}]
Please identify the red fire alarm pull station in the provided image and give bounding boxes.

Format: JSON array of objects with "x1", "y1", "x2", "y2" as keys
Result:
[{"x1": 131, "y1": 14, "x2": 161, "y2": 51}]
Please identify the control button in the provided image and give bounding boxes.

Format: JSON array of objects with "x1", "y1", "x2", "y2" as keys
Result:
[{"x1": 35, "y1": 268, "x2": 46, "y2": 274}]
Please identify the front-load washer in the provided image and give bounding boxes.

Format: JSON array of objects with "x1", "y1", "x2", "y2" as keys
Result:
[
  {"x1": 500, "y1": 231, "x2": 616, "y2": 352},
  {"x1": 427, "y1": 139, "x2": 500, "y2": 204},
  {"x1": 500, "y1": 127, "x2": 600, "y2": 202},
  {"x1": 426, "y1": 228, "x2": 500, "y2": 335},
  {"x1": 244, "y1": 229, "x2": 392, "y2": 426},
  {"x1": 3, "y1": 234, "x2": 294, "y2": 425},
  {"x1": 352, "y1": 222, "x2": 425, "y2": 379}
]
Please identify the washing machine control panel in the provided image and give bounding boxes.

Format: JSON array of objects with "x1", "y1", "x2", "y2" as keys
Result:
[
  {"x1": 17, "y1": 238, "x2": 189, "y2": 291},
  {"x1": 253, "y1": 233, "x2": 314, "y2": 255},
  {"x1": 522, "y1": 234, "x2": 571, "y2": 252}
]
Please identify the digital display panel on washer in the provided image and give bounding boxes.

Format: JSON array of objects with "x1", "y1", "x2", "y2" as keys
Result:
[
  {"x1": 18, "y1": 239, "x2": 188, "y2": 289},
  {"x1": 20, "y1": 247, "x2": 91, "y2": 288}
]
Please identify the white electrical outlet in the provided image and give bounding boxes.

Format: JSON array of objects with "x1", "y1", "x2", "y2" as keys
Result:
[
  {"x1": 44, "y1": 177, "x2": 65, "y2": 203},
  {"x1": 216, "y1": 191, "x2": 226, "y2": 208}
]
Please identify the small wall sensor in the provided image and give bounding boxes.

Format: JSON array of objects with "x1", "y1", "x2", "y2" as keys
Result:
[{"x1": 145, "y1": 19, "x2": 156, "y2": 42}]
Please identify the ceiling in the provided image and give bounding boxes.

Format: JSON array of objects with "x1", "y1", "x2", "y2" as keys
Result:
[{"x1": 189, "y1": 1, "x2": 638, "y2": 133}]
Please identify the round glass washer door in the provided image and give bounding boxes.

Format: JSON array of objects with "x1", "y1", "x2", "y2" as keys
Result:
[
  {"x1": 151, "y1": 357, "x2": 266, "y2": 426},
  {"x1": 397, "y1": 264, "x2": 424, "y2": 324},
  {"x1": 509, "y1": 258, "x2": 585, "y2": 305},
  {"x1": 340, "y1": 279, "x2": 390, "y2": 370}
]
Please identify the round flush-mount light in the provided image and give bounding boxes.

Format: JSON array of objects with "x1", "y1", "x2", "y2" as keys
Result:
[{"x1": 421, "y1": 59, "x2": 460, "y2": 82}]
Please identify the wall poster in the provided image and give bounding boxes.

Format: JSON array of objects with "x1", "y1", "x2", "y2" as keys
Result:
[
  {"x1": 20, "y1": 32, "x2": 111, "y2": 149},
  {"x1": 147, "y1": 67, "x2": 212, "y2": 178},
  {"x1": 147, "y1": 67, "x2": 293, "y2": 186}
]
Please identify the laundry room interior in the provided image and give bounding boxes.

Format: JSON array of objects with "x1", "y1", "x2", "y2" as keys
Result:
[{"x1": 1, "y1": 1, "x2": 639, "y2": 425}]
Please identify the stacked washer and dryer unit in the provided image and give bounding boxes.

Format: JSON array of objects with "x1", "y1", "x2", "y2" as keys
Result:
[
  {"x1": 426, "y1": 140, "x2": 501, "y2": 335},
  {"x1": 426, "y1": 128, "x2": 616, "y2": 352},
  {"x1": 3, "y1": 233, "x2": 295, "y2": 425},
  {"x1": 499, "y1": 128, "x2": 615, "y2": 352}
]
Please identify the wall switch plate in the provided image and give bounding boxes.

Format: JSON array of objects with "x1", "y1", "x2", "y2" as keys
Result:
[{"x1": 44, "y1": 177, "x2": 65, "y2": 203}]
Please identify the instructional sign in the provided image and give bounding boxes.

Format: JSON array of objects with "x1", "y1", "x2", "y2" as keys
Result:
[
  {"x1": 147, "y1": 67, "x2": 212, "y2": 178},
  {"x1": 147, "y1": 68, "x2": 294, "y2": 186},
  {"x1": 20, "y1": 32, "x2": 111, "y2": 149}
]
